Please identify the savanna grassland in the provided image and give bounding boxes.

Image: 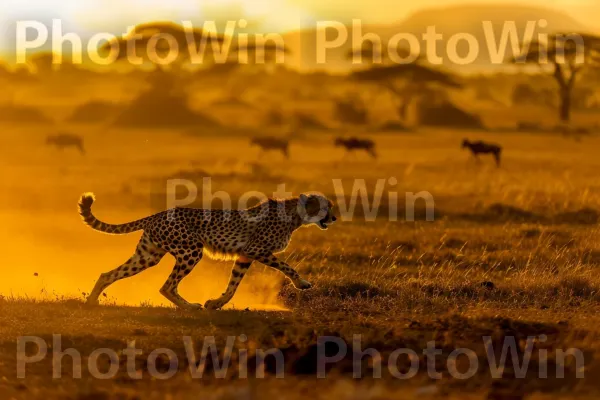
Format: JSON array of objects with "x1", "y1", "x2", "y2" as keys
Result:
[{"x1": 1, "y1": 122, "x2": 600, "y2": 399}]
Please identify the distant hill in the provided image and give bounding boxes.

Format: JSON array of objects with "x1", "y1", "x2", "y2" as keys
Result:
[
  {"x1": 398, "y1": 4, "x2": 587, "y2": 37},
  {"x1": 391, "y1": 4, "x2": 589, "y2": 66},
  {"x1": 282, "y1": 4, "x2": 590, "y2": 71}
]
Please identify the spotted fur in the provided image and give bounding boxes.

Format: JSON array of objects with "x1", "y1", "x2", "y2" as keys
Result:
[{"x1": 79, "y1": 192, "x2": 336, "y2": 310}]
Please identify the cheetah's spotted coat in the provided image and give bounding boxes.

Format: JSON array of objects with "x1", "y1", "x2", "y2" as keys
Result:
[{"x1": 78, "y1": 192, "x2": 336, "y2": 310}]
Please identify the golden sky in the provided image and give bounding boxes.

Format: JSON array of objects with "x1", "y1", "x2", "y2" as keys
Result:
[{"x1": 0, "y1": 0, "x2": 597, "y2": 56}]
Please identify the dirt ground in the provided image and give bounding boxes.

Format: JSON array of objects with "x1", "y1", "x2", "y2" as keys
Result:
[{"x1": 2, "y1": 125, "x2": 600, "y2": 399}]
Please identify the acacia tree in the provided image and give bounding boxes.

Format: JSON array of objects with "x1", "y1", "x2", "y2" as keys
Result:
[
  {"x1": 512, "y1": 33, "x2": 600, "y2": 124},
  {"x1": 201, "y1": 39, "x2": 289, "y2": 105},
  {"x1": 97, "y1": 22, "x2": 230, "y2": 106},
  {"x1": 26, "y1": 52, "x2": 56, "y2": 73},
  {"x1": 94, "y1": 22, "x2": 229, "y2": 128},
  {"x1": 348, "y1": 45, "x2": 461, "y2": 122},
  {"x1": 100, "y1": 21, "x2": 225, "y2": 69}
]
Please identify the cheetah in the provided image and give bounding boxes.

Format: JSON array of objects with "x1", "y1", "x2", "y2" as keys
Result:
[{"x1": 79, "y1": 192, "x2": 336, "y2": 310}]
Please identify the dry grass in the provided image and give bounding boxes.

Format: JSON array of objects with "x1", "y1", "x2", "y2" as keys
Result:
[{"x1": 2, "y1": 125, "x2": 600, "y2": 398}]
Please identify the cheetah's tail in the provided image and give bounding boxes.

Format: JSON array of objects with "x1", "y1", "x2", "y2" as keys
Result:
[{"x1": 78, "y1": 193, "x2": 149, "y2": 235}]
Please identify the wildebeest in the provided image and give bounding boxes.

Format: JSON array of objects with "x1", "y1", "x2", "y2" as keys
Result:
[
  {"x1": 461, "y1": 139, "x2": 502, "y2": 166},
  {"x1": 334, "y1": 137, "x2": 377, "y2": 159},
  {"x1": 250, "y1": 136, "x2": 289, "y2": 158},
  {"x1": 46, "y1": 133, "x2": 85, "y2": 155}
]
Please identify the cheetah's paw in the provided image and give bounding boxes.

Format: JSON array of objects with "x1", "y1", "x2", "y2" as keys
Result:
[
  {"x1": 85, "y1": 297, "x2": 100, "y2": 306},
  {"x1": 293, "y1": 279, "x2": 313, "y2": 290},
  {"x1": 204, "y1": 299, "x2": 225, "y2": 310},
  {"x1": 180, "y1": 303, "x2": 203, "y2": 311}
]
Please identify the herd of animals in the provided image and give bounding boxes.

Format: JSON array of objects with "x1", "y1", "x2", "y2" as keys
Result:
[{"x1": 45, "y1": 132, "x2": 503, "y2": 166}]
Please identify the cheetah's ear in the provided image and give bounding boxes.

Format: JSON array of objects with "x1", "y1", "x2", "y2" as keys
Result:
[{"x1": 299, "y1": 193, "x2": 308, "y2": 203}]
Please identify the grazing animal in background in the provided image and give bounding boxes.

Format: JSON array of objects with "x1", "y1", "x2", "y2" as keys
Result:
[
  {"x1": 335, "y1": 137, "x2": 377, "y2": 159},
  {"x1": 250, "y1": 136, "x2": 289, "y2": 158},
  {"x1": 462, "y1": 139, "x2": 502, "y2": 167},
  {"x1": 79, "y1": 192, "x2": 337, "y2": 310},
  {"x1": 46, "y1": 133, "x2": 85, "y2": 155}
]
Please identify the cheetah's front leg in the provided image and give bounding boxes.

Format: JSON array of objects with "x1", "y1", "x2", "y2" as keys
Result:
[
  {"x1": 253, "y1": 254, "x2": 312, "y2": 290},
  {"x1": 204, "y1": 257, "x2": 253, "y2": 310}
]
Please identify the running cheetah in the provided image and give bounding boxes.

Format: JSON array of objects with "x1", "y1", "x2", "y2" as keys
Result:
[{"x1": 79, "y1": 192, "x2": 336, "y2": 310}]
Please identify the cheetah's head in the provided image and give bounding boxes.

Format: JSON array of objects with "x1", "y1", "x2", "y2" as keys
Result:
[{"x1": 297, "y1": 193, "x2": 337, "y2": 230}]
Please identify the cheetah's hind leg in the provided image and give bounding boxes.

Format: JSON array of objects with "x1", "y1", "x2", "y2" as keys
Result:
[
  {"x1": 159, "y1": 248, "x2": 204, "y2": 310},
  {"x1": 86, "y1": 236, "x2": 166, "y2": 305}
]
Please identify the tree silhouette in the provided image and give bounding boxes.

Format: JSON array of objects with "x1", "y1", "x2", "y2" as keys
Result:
[
  {"x1": 96, "y1": 22, "x2": 231, "y2": 126},
  {"x1": 27, "y1": 52, "x2": 57, "y2": 73},
  {"x1": 26, "y1": 51, "x2": 93, "y2": 80},
  {"x1": 348, "y1": 45, "x2": 461, "y2": 122},
  {"x1": 334, "y1": 94, "x2": 368, "y2": 125},
  {"x1": 201, "y1": 38, "x2": 289, "y2": 105},
  {"x1": 99, "y1": 21, "x2": 226, "y2": 68},
  {"x1": 94, "y1": 22, "x2": 229, "y2": 129},
  {"x1": 113, "y1": 68, "x2": 219, "y2": 128},
  {"x1": 512, "y1": 33, "x2": 600, "y2": 124}
]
